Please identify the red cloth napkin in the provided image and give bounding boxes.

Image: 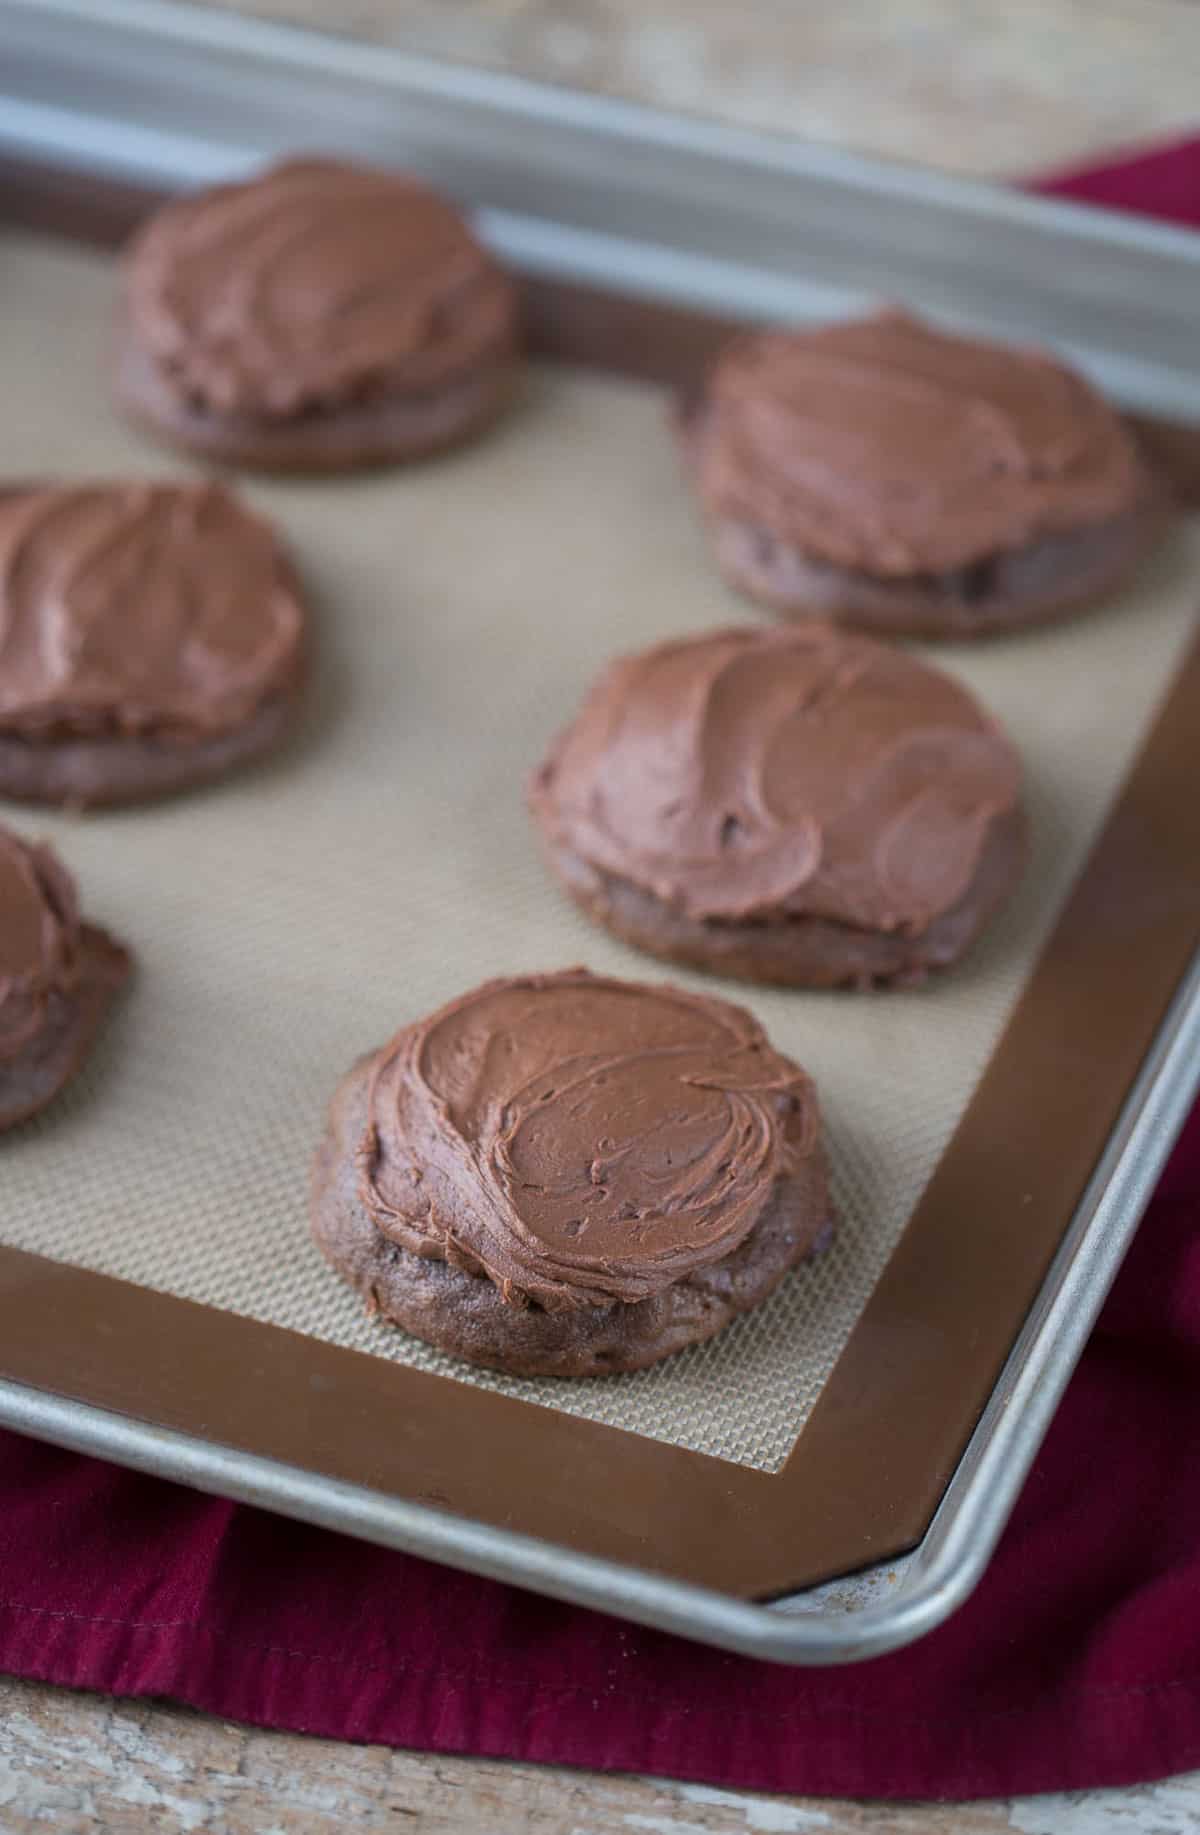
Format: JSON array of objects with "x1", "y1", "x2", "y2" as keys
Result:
[
  {"x1": 2, "y1": 137, "x2": 1199, "y2": 1800},
  {"x1": 1035, "y1": 133, "x2": 1200, "y2": 227}
]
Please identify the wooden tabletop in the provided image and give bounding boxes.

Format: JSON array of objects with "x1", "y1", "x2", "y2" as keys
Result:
[
  {"x1": 7, "y1": 2, "x2": 1199, "y2": 1828},
  {"x1": 186, "y1": 0, "x2": 1200, "y2": 178},
  {"x1": 4, "y1": 1675, "x2": 1199, "y2": 1833}
]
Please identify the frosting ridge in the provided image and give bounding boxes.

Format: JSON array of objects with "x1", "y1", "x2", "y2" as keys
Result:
[
  {"x1": 0, "y1": 483, "x2": 304, "y2": 741},
  {"x1": 530, "y1": 624, "x2": 1023, "y2": 932},
  {"x1": 693, "y1": 311, "x2": 1152, "y2": 574},
  {"x1": 0, "y1": 828, "x2": 81, "y2": 1058},
  {"x1": 125, "y1": 158, "x2": 517, "y2": 418},
  {"x1": 359, "y1": 968, "x2": 819, "y2": 1312}
]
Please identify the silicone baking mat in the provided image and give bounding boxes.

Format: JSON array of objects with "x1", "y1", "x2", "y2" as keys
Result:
[{"x1": 3, "y1": 229, "x2": 1197, "y2": 1474}]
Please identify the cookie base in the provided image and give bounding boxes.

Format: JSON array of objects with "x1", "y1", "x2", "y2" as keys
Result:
[
  {"x1": 116, "y1": 331, "x2": 517, "y2": 474},
  {"x1": 311, "y1": 1057, "x2": 832, "y2": 1377},
  {"x1": 710, "y1": 503, "x2": 1166, "y2": 639},
  {"x1": 0, "y1": 924, "x2": 131, "y2": 1131},
  {"x1": 0, "y1": 690, "x2": 299, "y2": 809},
  {"x1": 538, "y1": 806, "x2": 1028, "y2": 989}
]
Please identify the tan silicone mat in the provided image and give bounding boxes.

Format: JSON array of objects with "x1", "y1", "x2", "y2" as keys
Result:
[{"x1": 3, "y1": 230, "x2": 1197, "y2": 1474}]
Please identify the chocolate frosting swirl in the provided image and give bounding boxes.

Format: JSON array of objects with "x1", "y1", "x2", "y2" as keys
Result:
[
  {"x1": 359, "y1": 968, "x2": 819, "y2": 1313},
  {"x1": 125, "y1": 158, "x2": 517, "y2": 418},
  {"x1": 530, "y1": 624, "x2": 1022, "y2": 932},
  {"x1": 693, "y1": 310, "x2": 1152, "y2": 574},
  {"x1": 0, "y1": 826, "x2": 81, "y2": 1059},
  {"x1": 0, "y1": 483, "x2": 304, "y2": 741}
]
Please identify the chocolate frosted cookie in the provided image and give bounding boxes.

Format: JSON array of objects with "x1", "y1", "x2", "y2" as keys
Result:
[
  {"x1": 312, "y1": 968, "x2": 831, "y2": 1376},
  {"x1": 530, "y1": 624, "x2": 1026, "y2": 989},
  {"x1": 118, "y1": 158, "x2": 519, "y2": 470},
  {"x1": 0, "y1": 824, "x2": 129, "y2": 1130},
  {"x1": 0, "y1": 482, "x2": 307, "y2": 807},
  {"x1": 679, "y1": 310, "x2": 1165, "y2": 638}
]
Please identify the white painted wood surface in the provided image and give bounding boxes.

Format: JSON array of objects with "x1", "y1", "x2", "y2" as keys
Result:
[
  {"x1": 181, "y1": 0, "x2": 1200, "y2": 177},
  {"x1": 3, "y1": 1677, "x2": 1199, "y2": 1833}
]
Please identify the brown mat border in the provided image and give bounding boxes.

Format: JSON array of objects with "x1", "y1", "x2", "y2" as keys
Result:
[{"x1": 0, "y1": 159, "x2": 1197, "y2": 1600}]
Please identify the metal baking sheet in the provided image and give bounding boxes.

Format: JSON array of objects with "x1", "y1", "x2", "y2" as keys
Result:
[{"x1": 0, "y1": 0, "x2": 1198, "y2": 1664}]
